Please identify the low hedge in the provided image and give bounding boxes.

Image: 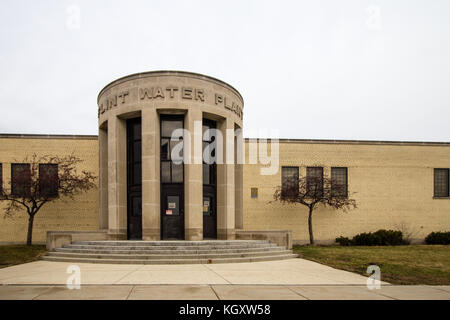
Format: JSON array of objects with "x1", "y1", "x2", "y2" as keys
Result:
[
  {"x1": 425, "y1": 232, "x2": 450, "y2": 245},
  {"x1": 336, "y1": 229, "x2": 404, "y2": 246}
]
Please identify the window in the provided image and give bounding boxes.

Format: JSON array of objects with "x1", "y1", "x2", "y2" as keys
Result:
[
  {"x1": 434, "y1": 168, "x2": 449, "y2": 198},
  {"x1": 11, "y1": 163, "x2": 31, "y2": 197},
  {"x1": 331, "y1": 167, "x2": 348, "y2": 198},
  {"x1": 39, "y1": 164, "x2": 58, "y2": 197},
  {"x1": 281, "y1": 167, "x2": 299, "y2": 198},
  {"x1": 306, "y1": 167, "x2": 323, "y2": 197},
  {"x1": 161, "y1": 118, "x2": 184, "y2": 184},
  {"x1": 251, "y1": 188, "x2": 258, "y2": 199},
  {"x1": 202, "y1": 119, "x2": 217, "y2": 185}
]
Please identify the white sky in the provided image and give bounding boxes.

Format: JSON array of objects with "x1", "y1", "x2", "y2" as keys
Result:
[{"x1": 0, "y1": 0, "x2": 449, "y2": 141}]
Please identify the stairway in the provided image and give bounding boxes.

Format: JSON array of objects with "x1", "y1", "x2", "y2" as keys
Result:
[{"x1": 42, "y1": 240, "x2": 298, "y2": 264}]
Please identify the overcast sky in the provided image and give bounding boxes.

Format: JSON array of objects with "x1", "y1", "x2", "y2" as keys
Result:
[{"x1": 0, "y1": 0, "x2": 449, "y2": 141}]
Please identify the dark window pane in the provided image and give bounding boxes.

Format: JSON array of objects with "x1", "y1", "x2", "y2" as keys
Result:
[
  {"x1": 251, "y1": 188, "x2": 258, "y2": 199},
  {"x1": 331, "y1": 167, "x2": 348, "y2": 198},
  {"x1": 161, "y1": 161, "x2": 171, "y2": 183},
  {"x1": 133, "y1": 141, "x2": 141, "y2": 163},
  {"x1": 133, "y1": 122, "x2": 141, "y2": 140},
  {"x1": 12, "y1": 164, "x2": 31, "y2": 197},
  {"x1": 161, "y1": 120, "x2": 183, "y2": 137},
  {"x1": 133, "y1": 164, "x2": 141, "y2": 185},
  {"x1": 281, "y1": 167, "x2": 299, "y2": 197},
  {"x1": 167, "y1": 195, "x2": 180, "y2": 215},
  {"x1": 132, "y1": 196, "x2": 142, "y2": 216},
  {"x1": 306, "y1": 167, "x2": 323, "y2": 197},
  {"x1": 434, "y1": 168, "x2": 449, "y2": 198},
  {"x1": 171, "y1": 163, "x2": 183, "y2": 183},
  {"x1": 39, "y1": 164, "x2": 58, "y2": 197},
  {"x1": 203, "y1": 164, "x2": 210, "y2": 185},
  {"x1": 161, "y1": 139, "x2": 169, "y2": 160}
]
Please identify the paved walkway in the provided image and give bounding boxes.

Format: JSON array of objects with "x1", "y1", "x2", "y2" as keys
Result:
[{"x1": 0, "y1": 259, "x2": 449, "y2": 300}]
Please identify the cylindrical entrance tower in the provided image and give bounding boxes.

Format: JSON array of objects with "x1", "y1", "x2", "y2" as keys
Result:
[{"x1": 97, "y1": 71, "x2": 244, "y2": 241}]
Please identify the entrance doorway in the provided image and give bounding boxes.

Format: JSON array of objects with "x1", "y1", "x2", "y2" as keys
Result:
[
  {"x1": 126, "y1": 117, "x2": 142, "y2": 240},
  {"x1": 160, "y1": 116, "x2": 185, "y2": 240},
  {"x1": 202, "y1": 119, "x2": 217, "y2": 239}
]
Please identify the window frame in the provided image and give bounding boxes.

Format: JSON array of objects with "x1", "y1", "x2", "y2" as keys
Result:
[
  {"x1": 434, "y1": 168, "x2": 450, "y2": 198},
  {"x1": 281, "y1": 166, "x2": 299, "y2": 198},
  {"x1": 11, "y1": 163, "x2": 31, "y2": 197},
  {"x1": 306, "y1": 166, "x2": 324, "y2": 197},
  {"x1": 331, "y1": 167, "x2": 348, "y2": 198},
  {"x1": 160, "y1": 116, "x2": 185, "y2": 185},
  {"x1": 39, "y1": 163, "x2": 59, "y2": 198}
]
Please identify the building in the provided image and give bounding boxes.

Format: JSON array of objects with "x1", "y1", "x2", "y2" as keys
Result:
[{"x1": 0, "y1": 71, "x2": 449, "y2": 245}]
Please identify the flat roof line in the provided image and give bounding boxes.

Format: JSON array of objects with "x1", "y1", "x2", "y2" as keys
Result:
[
  {"x1": 0, "y1": 133, "x2": 98, "y2": 140},
  {"x1": 1, "y1": 134, "x2": 449, "y2": 146}
]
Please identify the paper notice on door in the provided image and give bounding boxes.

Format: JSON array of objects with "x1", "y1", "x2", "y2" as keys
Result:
[
  {"x1": 168, "y1": 202, "x2": 176, "y2": 209},
  {"x1": 166, "y1": 210, "x2": 173, "y2": 215}
]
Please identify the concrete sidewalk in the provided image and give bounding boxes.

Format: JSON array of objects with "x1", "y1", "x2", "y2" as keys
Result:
[
  {"x1": 0, "y1": 259, "x2": 449, "y2": 300},
  {"x1": 0, "y1": 259, "x2": 374, "y2": 285},
  {"x1": 0, "y1": 284, "x2": 449, "y2": 300}
]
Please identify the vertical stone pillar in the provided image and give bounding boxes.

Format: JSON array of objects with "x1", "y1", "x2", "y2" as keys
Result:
[
  {"x1": 217, "y1": 118, "x2": 236, "y2": 239},
  {"x1": 184, "y1": 109, "x2": 203, "y2": 240},
  {"x1": 141, "y1": 108, "x2": 161, "y2": 240},
  {"x1": 234, "y1": 125, "x2": 244, "y2": 229},
  {"x1": 107, "y1": 115, "x2": 127, "y2": 239},
  {"x1": 98, "y1": 126, "x2": 108, "y2": 230}
]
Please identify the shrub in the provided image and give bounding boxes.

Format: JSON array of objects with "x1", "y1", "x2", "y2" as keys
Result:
[
  {"x1": 425, "y1": 232, "x2": 450, "y2": 245},
  {"x1": 336, "y1": 229, "x2": 403, "y2": 246},
  {"x1": 335, "y1": 236, "x2": 352, "y2": 246}
]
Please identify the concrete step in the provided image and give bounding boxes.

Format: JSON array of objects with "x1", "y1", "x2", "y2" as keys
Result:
[
  {"x1": 41, "y1": 253, "x2": 299, "y2": 264},
  {"x1": 63, "y1": 243, "x2": 277, "y2": 251},
  {"x1": 46, "y1": 249, "x2": 293, "y2": 260},
  {"x1": 54, "y1": 246, "x2": 285, "y2": 255},
  {"x1": 72, "y1": 240, "x2": 270, "y2": 246}
]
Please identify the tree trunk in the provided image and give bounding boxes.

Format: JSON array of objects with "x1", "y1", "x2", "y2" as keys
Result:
[
  {"x1": 308, "y1": 206, "x2": 314, "y2": 245},
  {"x1": 27, "y1": 214, "x2": 34, "y2": 246}
]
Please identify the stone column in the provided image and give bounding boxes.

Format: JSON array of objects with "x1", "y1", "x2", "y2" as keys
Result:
[
  {"x1": 217, "y1": 118, "x2": 236, "y2": 239},
  {"x1": 141, "y1": 107, "x2": 161, "y2": 240},
  {"x1": 98, "y1": 126, "x2": 108, "y2": 230},
  {"x1": 107, "y1": 115, "x2": 127, "y2": 239},
  {"x1": 184, "y1": 109, "x2": 203, "y2": 240},
  {"x1": 234, "y1": 125, "x2": 244, "y2": 229}
]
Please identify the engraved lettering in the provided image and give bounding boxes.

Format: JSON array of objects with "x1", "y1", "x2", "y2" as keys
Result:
[
  {"x1": 153, "y1": 87, "x2": 165, "y2": 99},
  {"x1": 224, "y1": 97, "x2": 232, "y2": 110},
  {"x1": 108, "y1": 95, "x2": 117, "y2": 109},
  {"x1": 195, "y1": 89, "x2": 204, "y2": 102},
  {"x1": 118, "y1": 91, "x2": 129, "y2": 104},
  {"x1": 166, "y1": 86, "x2": 179, "y2": 98},
  {"x1": 215, "y1": 94, "x2": 223, "y2": 105},
  {"x1": 182, "y1": 87, "x2": 193, "y2": 99},
  {"x1": 139, "y1": 88, "x2": 153, "y2": 100}
]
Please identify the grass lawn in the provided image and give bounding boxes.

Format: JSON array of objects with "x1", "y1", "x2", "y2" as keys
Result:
[
  {"x1": 0, "y1": 245, "x2": 47, "y2": 269},
  {"x1": 293, "y1": 245, "x2": 450, "y2": 285}
]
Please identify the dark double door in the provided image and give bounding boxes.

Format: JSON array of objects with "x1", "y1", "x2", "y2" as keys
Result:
[
  {"x1": 203, "y1": 185, "x2": 217, "y2": 239},
  {"x1": 161, "y1": 185, "x2": 184, "y2": 240},
  {"x1": 127, "y1": 118, "x2": 142, "y2": 240}
]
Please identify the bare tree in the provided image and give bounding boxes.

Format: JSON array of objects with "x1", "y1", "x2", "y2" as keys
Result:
[
  {"x1": 0, "y1": 154, "x2": 96, "y2": 245},
  {"x1": 272, "y1": 172, "x2": 357, "y2": 245}
]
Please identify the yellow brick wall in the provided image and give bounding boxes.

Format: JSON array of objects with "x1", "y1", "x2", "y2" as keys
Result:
[
  {"x1": 0, "y1": 136, "x2": 99, "y2": 244},
  {"x1": 1, "y1": 136, "x2": 449, "y2": 244},
  {"x1": 243, "y1": 140, "x2": 450, "y2": 243}
]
